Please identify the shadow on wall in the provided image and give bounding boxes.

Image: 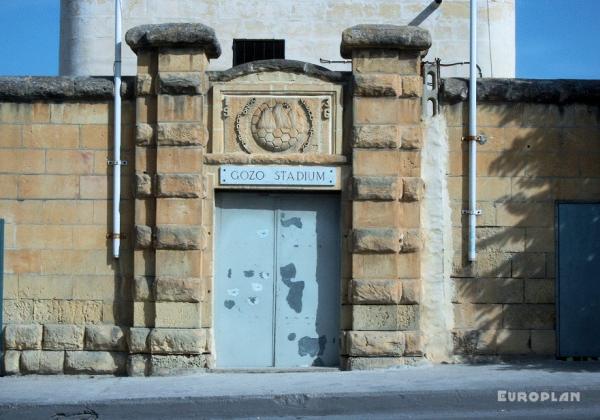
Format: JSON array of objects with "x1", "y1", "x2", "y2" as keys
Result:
[{"x1": 446, "y1": 89, "x2": 600, "y2": 368}]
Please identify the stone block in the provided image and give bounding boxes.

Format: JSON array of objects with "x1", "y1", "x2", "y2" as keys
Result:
[
  {"x1": 158, "y1": 49, "x2": 208, "y2": 72},
  {"x1": 503, "y1": 304, "x2": 555, "y2": 329},
  {"x1": 136, "y1": 123, "x2": 155, "y2": 146},
  {"x1": 85, "y1": 325, "x2": 128, "y2": 351},
  {"x1": 157, "y1": 123, "x2": 207, "y2": 146},
  {"x1": 352, "y1": 305, "x2": 418, "y2": 331},
  {"x1": 4, "y1": 324, "x2": 42, "y2": 350},
  {"x1": 399, "y1": 125, "x2": 422, "y2": 150},
  {"x1": 345, "y1": 356, "x2": 421, "y2": 370},
  {"x1": 133, "y1": 276, "x2": 156, "y2": 301},
  {"x1": 128, "y1": 328, "x2": 151, "y2": 353},
  {"x1": 353, "y1": 125, "x2": 399, "y2": 149},
  {"x1": 400, "y1": 279, "x2": 420, "y2": 304},
  {"x1": 352, "y1": 176, "x2": 400, "y2": 201},
  {"x1": 156, "y1": 174, "x2": 202, "y2": 198},
  {"x1": 453, "y1": 304, "x2": 503, "y2": 330},
  {"x1": 149, "y1": 354, "x2": 208, "y2": 376},
  {"x1": 154, "y1": 302, "x2": 202, "y2": 328},
  {"x1": 496, "y1": 329, "x2": 531, "y2": 355},
  {"x1": 136, "y1": 73, "x2": 154, "y2": 96},
  {"x1": 524, "y1": 279, "x2": 555, "y2": 303},
  {"x1": 127, "y1": 354, "x2": 151, "y2": 376},
  {"x1": 452, "y1": 278, "x2": 523, "y2": 304},
  {"x1": 21, "y1": 350, "x2": 64, "y2": 374},
  {"x1": 353, "y1": 74, "x2": 401, "y2": 97},
  {"x1": 349, "y1": 278, "x2": 401, "y2": 304},
  {"x1": 3, "y1": 350, "x2": 20, "y2": 375},
  {"x1": 352, "y1": 228, "x2": 401, "y2": 253},
  {"x1": 155, "y1": 225, "x2": 205, "y2": 250},
  {"x1": 400, "y1": 229, "x2": 422, "y2": 253},
  {"x1": 134, "y1": 224, "x2": 153, "y2": 249},
  {"x1": 43, "y1": 324, "x2": 84, "y2": 350},
  {"x1": 155, "y1": 276, "x2": 203, "y2": 302},
  {"x1": 346, "y1": 331, "x2": 405, "y2": 356},
  {"x1": 156, "y1": 147, "x2": 203, "y2": 174},
  {"x1": 353, "y1": 201, "x2": 400, "y2": 229},
  {"x1": 353, "y1": 149, "x2": 402, "y2": 176},
  {"x1": 156, "y1": 198, "x2": 202, "y2": 226},
  {"x1": 135, "y1": 173, "x2": 153, "y2": 198},
  {"x1": 157, "y1": 95, "x2": 202, "y2": 122},
  {"x1": 157, "y1": 72, "x2": 202, "y2": 95},
  {"x1": 403, "y1": 331, "x2": 423, "y2": 356},
  {"x1": 352, "y1": 49, "x2": 421, "y2": 75},
  {"x1": 402, "y1": 178, "x2": 424, "y2": 201},
  {"x1": 149, "y1": 328, "x2": 206, "y2": 354},
  {"x1": 155, "y1": 249, "x2": 202, "y2": 277},
  {"x1": 512, "y1": 253, "x2": 546, "y2": 279},
  {"x1": 531, "y1": 330, "x2": 555, "y2": 355},
  {"x1": 64, "y1": 351, "x2": 127, "y2": 375},
  {"x1": 401, "y1": 76, "x2": 423, "y2": 97}
]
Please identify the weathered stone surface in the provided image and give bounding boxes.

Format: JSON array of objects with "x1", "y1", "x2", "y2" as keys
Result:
[
  {"x1": 134, "y1": 224, "x2": 153, "y2": 249},
  {"x1": 352, "y1": 305, "x2": 418, "y2": 331},
  {"x1": 341, "y1": 25, "x2": 432, "y2": 58},
  {"x1": 402, "y1": 177, "x2": 425, "y2": 202},
  {"x1": 154, "y1": 302, "x2": 202, "y2": 328},
  {"x1": 149, "y1": 328, "x2": 206, "y2": 354},
  {"x1": 135, "y1": 173, "x2": 153, "y2": 197},
  {"x1": 0, "y1": 76, "x2": 134, "y2": 102},
  {"x1": 128, "y1": 328, "x2": 151, "y2": 353},
  {"x1": 3, "y1": 350, "x2": 20, "y2": 375},
  {"x1": 204, "y1": 153, "x2": 347, "y2": 165},
  {"x1": 353, "y1": 74, "x2": 400, "y2": 97},
  {"x1": 136, "y1": 74, "x2": 154, "y2": 96},
  {"x1": 85, "y1": 325, "x2": 128, "y2": 351},
  {"x1": 155, "y1": 276, "x2": 203, "y2": 302},
  {"x1": 352, "y1": 228, "x2": 401, "y2": 253},
  {"x1": 207, "y1": 59, "x2": 346, "y2": 83},
  {"x1": 156, "y1": 174, "x2": 202, "y2": 198},
  {"x1": 125, "y1": 23, "x2": 221, "y2": 58},
  {"x1": 127, "y1": 354, "x2": 151, "y2": 376},
  {"x1": 399, "y1": 126, "x2": 422, "y2": 150},
  {"x1": 353, "y1": 125, "x2": 399, "y2": 149},
  {"x1": 404, "y1": 331, "x2": 423, "y2": 356},
  {"x1": 157, "y1": 72, "x2": 202, "y2": 95},
  {"x1": 4, "y1": 324, "x2": 42, "y2": 350},
  {"x1": 352, "y1": 176, "x2": 400, "y2": 201},
  {"x1": 400, "y1": 279, "x2": 420, "y2": 304},
  {"x1": 64, "y1": 351, "x2": 127, "y2": 375},
  {"x1": 133, "y1": 276, "x2": 155, "y2": 301},
  {"x1": 43, "y1": 324, "x2": 84, "y2": 350},
  {"x1": 155, "y1": 225, "x2": 204, "y2": 250},
  {"x1": 400, "y1": 229, "x2": 422, "y2": 253},
  {"x1": 136, "y1": 123, "x2": 155, "y2": 146},
  {"x1": 157, "y1": 123, "x2": 206, "y2": 146},
  {"x1": 345, "y1": 356, "x2": 422, "y2": 370},
  {"x1": 441, "y1": 78, "x2": 600, "y2": 105},
  {"x1": 350, "y1": 278, "x2": 401, "y2": 304},
  {"x1": 21, "y1": 350, "x2": 64, "y2": 374},
  {"x1": 149, "y1": 354, "x2": 208, "y2": 376},
  {"x1": 346, "y1": 331, "x2": 405, "y2": 356},
  {"x1": 401, "y1": 76, "x2": 423, "y2": 98}
]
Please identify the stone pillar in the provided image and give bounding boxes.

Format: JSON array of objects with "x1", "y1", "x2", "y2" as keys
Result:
[
  {"x1": 340, "y1": 25, "x2": 430, "y2": 369},
  {"x1": 126, "y1": 23, "x2": 221, "y2": 375}
]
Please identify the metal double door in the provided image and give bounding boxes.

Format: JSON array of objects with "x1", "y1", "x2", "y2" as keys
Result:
[{"x1": 215, "y1": 192, "x2": 340, "y2": 368}]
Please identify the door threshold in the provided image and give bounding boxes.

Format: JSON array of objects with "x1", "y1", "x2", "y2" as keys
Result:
[{"x1": 208, "y1": 367, "x2": 341, "y2": 374}]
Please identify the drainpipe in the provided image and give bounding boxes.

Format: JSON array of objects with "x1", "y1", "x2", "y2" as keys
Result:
[
  {"x1": 467, "y1": 0, "x2": 479, "y2": 261},
  {"x1": 112, "y1": 0, "x2": 122, "y2": 258}
]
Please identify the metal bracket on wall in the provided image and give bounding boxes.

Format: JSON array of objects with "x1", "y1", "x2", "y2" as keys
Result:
[
  {"x1": 107, "y1": 160, "x2": 128, "y2": 166},
  {"x1": 422, "y1": 58, "x2": 440, "y2": 117},
  {"x1": 461, "y1": 209, "x2": 482, "y2": 215},
  {"x1": 106, "y1": 233, "x2": 127, "y2": 239}
]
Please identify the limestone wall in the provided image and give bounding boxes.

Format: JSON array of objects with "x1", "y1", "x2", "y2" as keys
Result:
[
  {"x1": 59, "y1": 0, "x2": 515, "y2": 77},
  {"x1": 0, "y1": 78, "x2": 136, "y2": 374},
  {"x1": 442, "y1": 79, "x2": 600, "y2": 358}
]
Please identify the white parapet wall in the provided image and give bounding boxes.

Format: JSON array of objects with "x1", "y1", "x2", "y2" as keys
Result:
[{"x1": 59, "y1": 0, "x2": 515, "y2": 77}]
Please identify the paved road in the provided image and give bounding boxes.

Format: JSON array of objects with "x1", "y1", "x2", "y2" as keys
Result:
[{"x1": 1, "y1": 361, "x2": 600, "y2": 419}]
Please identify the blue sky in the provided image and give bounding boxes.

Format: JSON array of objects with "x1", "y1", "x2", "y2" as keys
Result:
[{"x1": 0, "y1": 0, "x2": 598, "y2": 79}]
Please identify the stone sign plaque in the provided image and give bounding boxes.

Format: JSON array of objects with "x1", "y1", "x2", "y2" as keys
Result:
[
  {"x1": 211, "y1": 76, "x2": 343, "y2": 155},
  {"x1": 219, "y1": 165, "x2": 336, "y2": 186}
]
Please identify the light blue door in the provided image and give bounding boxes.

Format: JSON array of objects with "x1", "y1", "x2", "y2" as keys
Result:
[{"x1": 215, "y1": 192, "x2": 340, "y2": 368}]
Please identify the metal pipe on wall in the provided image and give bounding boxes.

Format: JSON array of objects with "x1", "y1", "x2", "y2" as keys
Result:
[
  {"x1": 468, "y1": 0, "x2": 478, "y2": 261},
  {"x1": 112, "y1": 0, "x2": 122, "y2": 259}
]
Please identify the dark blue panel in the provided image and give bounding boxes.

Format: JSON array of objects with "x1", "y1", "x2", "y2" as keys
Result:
[{"x1": 558, "y1": 203, "x2": 600, "y2": 357}]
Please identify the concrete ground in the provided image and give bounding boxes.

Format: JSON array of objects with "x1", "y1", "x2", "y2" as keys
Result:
[{"x1": 1, "y1": 361, "x2": 600, "y2": 419}]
